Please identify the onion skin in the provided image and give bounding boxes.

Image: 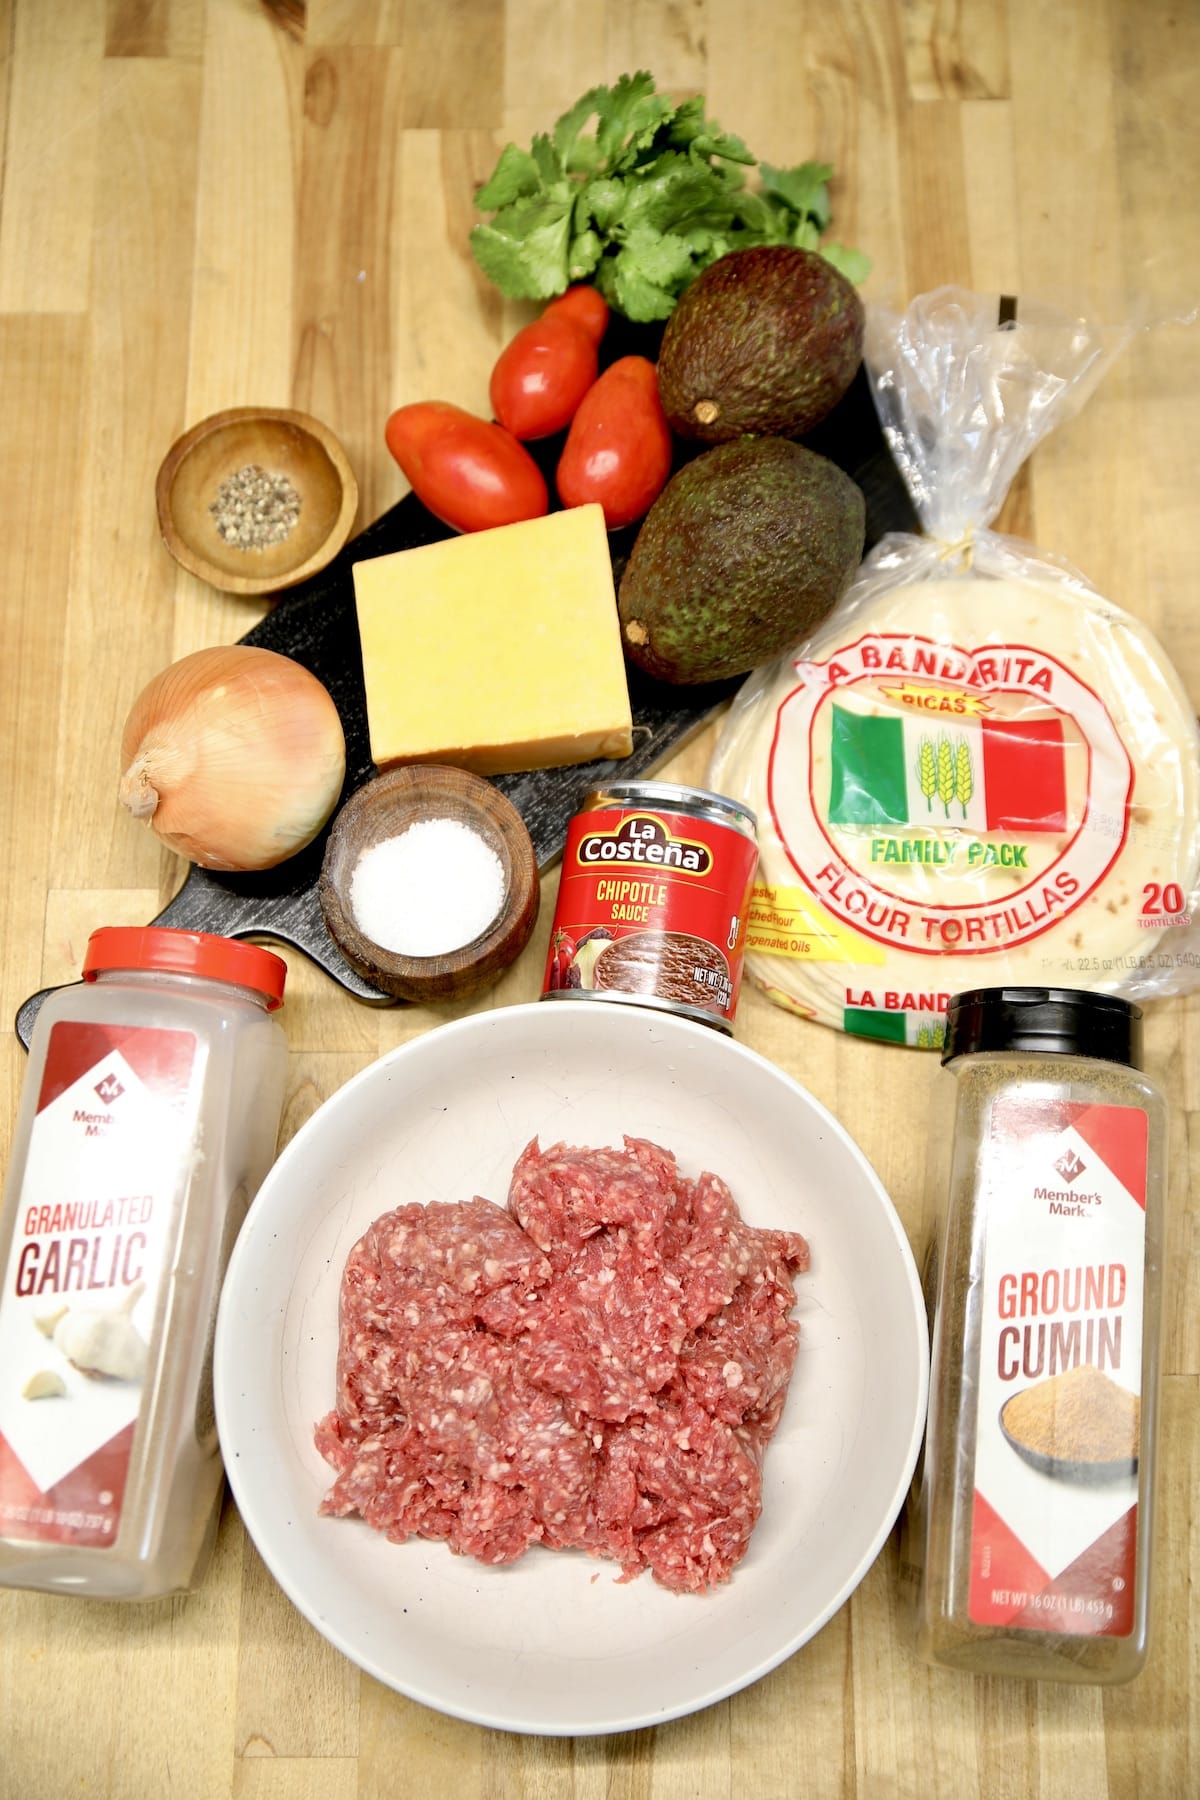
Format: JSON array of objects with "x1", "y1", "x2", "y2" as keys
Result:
[{"x1": 119, "y1": 645, "x2": 347, "y2": 871}]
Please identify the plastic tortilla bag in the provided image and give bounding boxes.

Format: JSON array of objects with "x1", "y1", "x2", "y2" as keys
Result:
[{"x1": 709, "y1": 287, "x2": 1200, "y2": 1046}]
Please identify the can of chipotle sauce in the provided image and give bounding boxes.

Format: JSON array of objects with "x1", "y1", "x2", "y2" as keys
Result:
[{"x1": 542, "y1": 781, "x2": 759, "y2": 1032}]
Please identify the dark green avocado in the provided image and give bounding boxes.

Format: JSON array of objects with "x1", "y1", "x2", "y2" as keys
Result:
[
  {"x1": 618, "y1": 437, "x2": 865, "y2": 685},
  {"x1": 656, "y1": 245, "x2": 864, "y2": 443}
]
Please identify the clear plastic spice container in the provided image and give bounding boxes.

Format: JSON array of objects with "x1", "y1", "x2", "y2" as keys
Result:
[
  {"x1": 0, "y1": 926, "x2": 289, "y2": 1600},
  {"x1": 916, "y1": 987, "x2": 1166, "y2": 1683}
]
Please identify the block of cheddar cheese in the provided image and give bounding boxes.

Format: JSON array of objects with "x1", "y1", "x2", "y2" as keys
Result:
[{"x1": 353, "y1": 504, "x2": 634, "y2": 777}]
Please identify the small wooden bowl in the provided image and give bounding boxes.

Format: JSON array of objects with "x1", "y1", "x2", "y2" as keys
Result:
[
  {"x1": 318, "y1": 767, "x2": 541, "y2": 1003},
  {"x1": 156, "y1": 406, "x2": 358, "y2": 595}
]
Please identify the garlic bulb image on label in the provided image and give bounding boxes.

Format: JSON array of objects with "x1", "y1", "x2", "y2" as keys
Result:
[{"x1": 53, "y1": 1284, "x2": 148, "y2": 1382}]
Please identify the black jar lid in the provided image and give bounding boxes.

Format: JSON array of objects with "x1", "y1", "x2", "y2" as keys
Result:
[{"x1": 942, "y1": 987, "x2": 1144, "y2": 1071}]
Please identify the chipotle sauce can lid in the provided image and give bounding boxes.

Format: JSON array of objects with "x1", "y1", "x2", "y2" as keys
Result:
[
  {"x1": 82, "y1": 926, "x2": 288, "y2": 1008},
  {"x1": 585, "y1": 780, "x2": 757, "y2": 837},
  {"x1": 942, "y1": 987, "x2": 1142, "y2": 1070}
]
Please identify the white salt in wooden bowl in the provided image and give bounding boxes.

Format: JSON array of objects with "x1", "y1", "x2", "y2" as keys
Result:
[{"x1": 318, "y1": 766, "x2": 540, "y2": 1002}]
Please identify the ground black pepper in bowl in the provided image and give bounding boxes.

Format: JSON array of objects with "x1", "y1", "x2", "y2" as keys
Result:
[
  {"x1": 155, "y1": 405, "x2": 357, "y2": 596},
  {"x1": 210, "y1": 463, "x2": 302, "y2": 551}
]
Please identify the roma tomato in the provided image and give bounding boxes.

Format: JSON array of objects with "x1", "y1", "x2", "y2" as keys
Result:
[
  {"x1": 489, "y1": 314, "x2": 598, "y2": 441},
  {"x1": 541, "y1": 286, "x2": 610, "y2": 347},
  {"x1": 384, "y1": 401, "x2": 547, "y2": 533},
  {"x1": 555, "y1": 356, "x2": 673, "y2": 530}
]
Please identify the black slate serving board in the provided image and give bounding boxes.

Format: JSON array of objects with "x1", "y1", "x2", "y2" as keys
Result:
[{"x1": 16, "y1": 321, "x2": 916, "y2": 1048}]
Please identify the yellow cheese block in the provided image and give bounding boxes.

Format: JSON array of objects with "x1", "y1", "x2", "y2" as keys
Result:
[{"x1": 353, "y1": 503, "x2": 634, "y2": 777}]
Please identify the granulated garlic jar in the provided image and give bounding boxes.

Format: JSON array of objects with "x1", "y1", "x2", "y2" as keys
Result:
[
  {"x1": 916, "y1": 986, "x2": 1166, "y2": 1683},
  {"x1": 0, "y1": 927, "x2": 288, "y2": 1600}
]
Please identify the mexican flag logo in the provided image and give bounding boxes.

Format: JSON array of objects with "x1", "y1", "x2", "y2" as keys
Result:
[
  {"x1": 828, "y1": 705, "x2": 1069, "y2": 834},
  {"x1": 764, "y1": 632, "x2": 1134, "y2": 956}
]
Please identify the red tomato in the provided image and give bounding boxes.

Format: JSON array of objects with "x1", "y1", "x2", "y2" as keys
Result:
[
  {"x1": 555, "y1": 357, "x2": 673, "y2": 530},
  {"x1": 384, "y1": 402, "x2": 547, "y2": 533},
  {"x1": 489, "y1": 315, "x2": 598, "y2": 441},
  {"x1": 541, "y1": 286, "x2": 610, "y2": 347}
]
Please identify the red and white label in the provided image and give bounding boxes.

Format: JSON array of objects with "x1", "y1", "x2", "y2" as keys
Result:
[
  {"x1": 545, "y1": 805, "x2": 758, "y2": 1023},
  {"x1": 968, "y1": 1095, "x2": 1147, "y2": 1637},
  {"x1": 766, "y1": 633, "x2": 1134, "y2": 956},
  {"x1": 0, "y1": 1022, "x2": 203, "y2": 1547}
]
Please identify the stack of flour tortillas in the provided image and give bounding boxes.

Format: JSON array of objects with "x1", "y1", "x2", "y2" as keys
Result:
[{"x1": 709, "y1": 290, "x2": 1200, "y2": 1045}]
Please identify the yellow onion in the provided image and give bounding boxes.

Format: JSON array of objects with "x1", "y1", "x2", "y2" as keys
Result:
[{"x1": 119, "y1": 645, "x2": 346, "y2": 871}]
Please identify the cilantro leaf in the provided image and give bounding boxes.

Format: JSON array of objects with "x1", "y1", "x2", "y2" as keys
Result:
[
  {"x1": 469, "y1": 224, "x2": 535, "y2": 299},
  {"x1": 674, "y1": 224, "x2": 731, "y2": 261},
  {"x1": 666, "y1": 98, "x2": 754, "y2": 165},
  {"x1": 473, "y1": 143, "x2": 543, "y2": 212},
  {"x1": 727, "y1": 189, "x2": 781, "y2": 237},
  {"x1": 552, "y1": 85, "x2": 609, "y2": 165},
  {"x1": 683, "y1": 128, "x2": 755, "y2": 167},
  {"x1": 618, "y1": 224, "x2": 696, "y2": 288},
  {"x1": 575, "y1": 177, "x2": 626, "y2": 232},
  {"x1": 530, "y1": 133, "x2": 564, "y2": 188},
  {"x1": 598, "y1": 251, "x2": 679, "y2": 323},
  {"x1": 619, "y1": 151, "x2": 727, "y2": 233},
  {"x1": 470, "y1": 74, "x2": 869, "y2": 313},
  {"x1": 820, "y1": 241, "x2": 873, "y2": 284},
  {"x1": 593, "y1": 71, "x2": 674, "y2": 170},
  {"x1": 469, "y1": 195, "x2": 573, "y2": 300},
  {"x1": 567, "y1": 229, "x2": 603, "y2": 281},
  {"x1": 665, "y1": 95, "x2": 708, "y2": 146},
  {"x1": 759, "y1": 160, "x2": 834, "y2": 229}
]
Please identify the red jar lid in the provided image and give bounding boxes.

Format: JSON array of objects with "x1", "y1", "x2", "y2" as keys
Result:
[{"x1": 82, "y1": 926, "x2": 287, "y2": 1009}]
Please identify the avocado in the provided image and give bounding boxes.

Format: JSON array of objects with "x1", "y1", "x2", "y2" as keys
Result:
[
  {"x1": 656, "y1": 246, "x2": 864, "y2": 443},
  {"x1": 618, "y1": 437, "x2": 864, "y2": 685}
]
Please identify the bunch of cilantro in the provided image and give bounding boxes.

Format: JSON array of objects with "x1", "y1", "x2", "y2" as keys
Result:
[{"x1": 470, "y1": 73, "x2": 869, "y2": 323}]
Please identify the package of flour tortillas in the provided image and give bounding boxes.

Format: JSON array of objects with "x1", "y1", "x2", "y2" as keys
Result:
[{"x1": 708, "y1": 287, "x2": 1200, "y2": 1046}]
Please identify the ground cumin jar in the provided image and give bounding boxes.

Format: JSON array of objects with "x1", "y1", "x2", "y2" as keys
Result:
[
  {"x1": 541, "y1": 781, "x2": 759, "y2": 1032},
  {"x1": 0, "y1": 927, "x2": 288, "y2": 1600},
  {"x1": 916, "y1": 987, "x2": 1166, "y2": 1683}
]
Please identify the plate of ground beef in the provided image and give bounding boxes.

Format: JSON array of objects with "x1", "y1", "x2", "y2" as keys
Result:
[{"x1": 214, "y1": 1001, "x2": 928, "y2": 1736}]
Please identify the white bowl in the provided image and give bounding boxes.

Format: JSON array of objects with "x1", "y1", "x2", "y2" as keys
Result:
[{"x1": 213, "y1": 1002, "x2": 928, "y2": 1737}]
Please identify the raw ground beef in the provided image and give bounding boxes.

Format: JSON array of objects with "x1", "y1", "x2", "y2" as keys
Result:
[{"x1": 314, "y1": 1137, "x2": 809, "y2": 1594}]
